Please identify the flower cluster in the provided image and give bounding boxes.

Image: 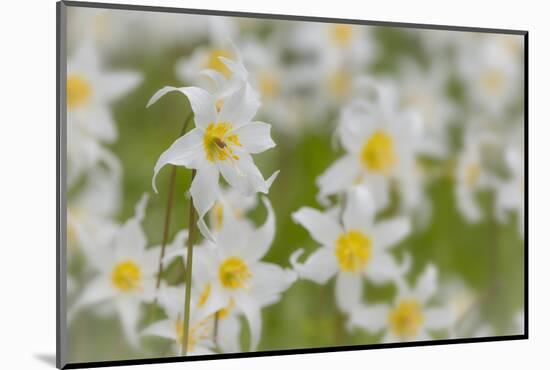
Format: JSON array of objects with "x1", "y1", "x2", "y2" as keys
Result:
[{"x1": 66, "y1": 7, "x2": 525, "y2": 361}]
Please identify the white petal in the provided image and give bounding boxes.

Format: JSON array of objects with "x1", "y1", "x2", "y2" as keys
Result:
[
  {"x1": 217, "y1": 314, "x2": 241, "y2": 353},
  {"x1": 116, "y1": 298, "x2": 142, "y2": 349},
  {"x1": 292, "y1": 207, "x2": 341, "y2": 246},
  {"x1": 152, "y1": 128, "x2": 204, "y2": 193},
  {"x1": 217, "y1": 152, "x2": 269, "y2": 196},
  {"x1": 233, "y1": 121, "x2": 275, "y2": 154},
  {"x1": 348, "y1": 303, "x2": 390, "y2": 332},
  {"x1": 343, "y1": 186, "x2": 375, "y2": 232},
  {"x1": 335, "y1": 272, "x2": 362, "y2": 313},
  {"x1": 414, "y1": 264, "x2": 438, "y2": 304},
  {"x1": 424, "y1": 307, "x2": 455, "y2": 330},
  {"x1": 141, "y1": 319, "x2": 177, "y2": 341},
  {"x1": 365, "y1": 253, "x2": 406, "y2": 284},
  {"x1": 190, "y1": 162, "x2": 220, "y2": 219},
  {"x1": 250, "y1": 262, "x2": 296, "y2": 302},
  {"x1": 147, "y1": 86, "x2": 216, "y2": 129},
  {"x1": 316, "y1": 155, "x2": 361, "y2": 199},
  {"x1": 101, "y1": 71, "x2": 142, "y2": 102},
  {"x1": 290, "y1": 247, "x2": 338, "y2": 284},
  {"x1": 71, "y1": 277, "x2": 114, "y2": 310},
  {"x1": 238, "y1": 296, "x2": 262, "y2": 351},
  {"x1": 218, "y1": 83, "x2": 260, "y2": 127},
  {"x1": 372, "y1": 217, "x2": 411, "y2": 251},
  {"x1": 242, "y1": 197, "x2": 275, "y2": 262}
]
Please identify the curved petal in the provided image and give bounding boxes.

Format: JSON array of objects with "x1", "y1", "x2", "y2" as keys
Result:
[
  {"x1": 238, "y1": 296, "x2": 262, "y2": 351},
  {"x1": 364, "y1": 253, "x2": 405, "y2": 284},
  {"x1": 217, "y1": 152, "x2": 269, "y2": 196},
  {"x1": 218, "y1": 83, "x2": 260, "y2": 127},
  {"x1": 335, "y1": 272, "x2": 362, "y2": 313},
  {"x1": 141, "y1": 319, "x2": 177, "y2": 341},
  {"x1": 233, "y1": 121, "x2": 275, "y2": 154},
  {"x1": 116, "y1": 298, "x2": 141, "y2": 349},
  {"x1": 316, "y1": 155, "x2": 361, "y2": 199},
  {"x1": 101, "y1": 71, "x2": 142, "y2": 102},
  {"x1": 292, "y1": 207, "x2": 341, "y2": 247},
  {"x1": 342, "y1": 186, "x2": 375, "y2": 232},
  {"x1": 372, "y1": 217, "x2": 411, "y2": 251},
  {"x1": 290, "y1": 247, "x2": 338, "y2": 284},
  {"x1": 424, "y1": 307, "x2": 455, "y2": 330},
  {"x1": 242, "y1": 197, "x2": 275, "y2": 262},
  {"x1": 152, "y1": 128, "x2": 204, "y2": 193},
  {"x1": 348, "y1": 303, "x2": 390, "y2": 332},
  {"x1": 190, "y1": 162, "x2": 220, "y2": 219},
  {"x1": 250, "y1": 262, "x2": 296, "y2": 302},
  {"x1": 147, "y1": 86, "x2": 216, "y2": 128},
  {"x1": 217, "y1": 314, "x2": 241, "y2": 353},
  {"x1": 414, "y1": 264, "x2": 438, "y2": 304}
]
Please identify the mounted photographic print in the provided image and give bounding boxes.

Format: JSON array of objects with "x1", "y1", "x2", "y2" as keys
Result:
[{"x1": 57, "y1": 1, "x2": 527, "y2": 368}]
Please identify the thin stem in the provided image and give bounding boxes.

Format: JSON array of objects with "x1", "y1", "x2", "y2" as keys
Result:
[
  {"x1": 213, "y1": 311, "x2": 220, "y2": 346},
  {"x1": 148, "y1": 113, "x2": 193, "y2": 325},
  {"x1": 182, "y1": 169, "x2": 197, "y2": 355}
]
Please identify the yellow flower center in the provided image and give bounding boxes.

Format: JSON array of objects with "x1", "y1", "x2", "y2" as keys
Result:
[
  {"x1": 335, "y1": 230, "x2": 372, "y2": 273},
  {"x1": 360, "y1": 130, "x2": 397, "y2": 173},
  {"x1": 203, "y1": 122, "x2": 242, "y2": 162},
  {"x1": 330, "y1": 24, "x2": 353, "y2": 47},
  {"x1": 328, "y1": 70, "x2": 351, "y2": 99},
  {"x1": 175, "y1": 317, "x2": 212, "y2": 353},
  {"x1": 259, "y1": 72, "x2": 280, "y2": 99},
  {"x1": 480, "y1": 69, "x2": 504, "y2": 95},
  {"x1": 204, "y1": 48, "x2": 234, "y2": 79},
  {"x1": 198, "y1": 283, "x2": 211, "y2": 307},
  {"x1": 111, "y1": 261, "x2": 141, "y2": 292},
  {"x1": 465, "y1": 163, "x2": 480, "y2": 187},
  {"x1": 67, "y1": 74, "x2": 92, "y2": 109},
  {"x1": 388, "y1": 299, "x2": 424, "y2": 339},
  {"x1": 219, "y1": 257, "x2": 251, "y2": 289}
]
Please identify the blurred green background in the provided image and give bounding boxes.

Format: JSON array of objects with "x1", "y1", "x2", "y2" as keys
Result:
[{"x1": 67, "y1": 18, "x2": 524, "y2": 363}]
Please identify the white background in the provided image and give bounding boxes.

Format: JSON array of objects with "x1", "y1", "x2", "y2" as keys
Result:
[{"x1": 0, "y1": 0, "x2": 544, "y2": 368}]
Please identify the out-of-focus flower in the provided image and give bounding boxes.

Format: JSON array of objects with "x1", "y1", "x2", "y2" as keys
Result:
[
  {"x1": 67, "y1": 42, "x2": 141, "y2": 184},
  {"x1": 70, "y1": 194, "x2": 170, "y2": 347},
  {"x1": 291, "y1": 187, "x2": 410, "y2": 312},
  {"x1": 148, "y1": 78, "x2": 278, "y2": 240},
  {"x1": 348, "y1": 264, "x2": 454, "y2": 342},
  {"x1": 317, "y1": 97, "x2": 420, "y2": 211},
  {"x1": 208, "y1": 185, "x2": 258, "y2": 232},
  {"x1": 458, "y1": 34, "x2": 523, "y2": 116},
  {"x1": 495, "y1": 145, "x2": 524, "y2": 237},
  {"x1": 68, "y1": 164, "x2": 121, "y2": 257},
  {"x1": 142, "y1": 285, "x2": 220, "y2": 355},
  {"x1": 454, "y1": 135, "x2": 492, "y2": 223},
  {"x1": 176, "y1": 17, "x2": 238, "y2": 89}
]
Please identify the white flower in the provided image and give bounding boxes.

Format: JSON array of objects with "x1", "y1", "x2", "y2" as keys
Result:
[
  {"x1": 317, "y1": 98, "x2": 420, "y2": 211},
  {"x1": 165, "y1": 198, "x2": 296, "y2": 351},
  {"x1": 176, "y1": 18, "x2": 238, "y2": 90},
  {"x1": 208, "y1": 185, "x2": 258, "y2": 232},
  {"x1": 67, "y1": 42, "x2": 141, "y2": 184},
  {"x1": 454, "y1": 135, "x2": 491, "y2": 223},
  {"x1": 70, "y1": 194, "x2": 174, "y2": 347},
  {"x1": 348, "y1": 264, "x2": 455, "y2": 342},
  {"x1": 68, "y1": 164, "x2": 121, "y2": 258},
  {"x1": 142, "y1": 285, "x2": 220, "y2": 355},
  {"x1": 458, "y1": 34, "x2": 523, "y2": 117},
  {"x1": 291, "y1": 186, "x2": 410, "y2": 312},
  {"x1": 148, "y1": 79, "x2": 278, "y2": 240},
  {"x1": 67, "y1": 42, "x2": 141, "y2": 143},
  {"x1": 495, "y1": 146, "x2": 524, "y2": 237}
]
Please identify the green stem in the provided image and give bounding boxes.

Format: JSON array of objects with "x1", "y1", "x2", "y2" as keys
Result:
[
  {"x1": 148, "y1": 113, "x2": 193, "y2": 325},
  {"x1": 182, "y1": 169, "x2": 197, "y2": 355}
]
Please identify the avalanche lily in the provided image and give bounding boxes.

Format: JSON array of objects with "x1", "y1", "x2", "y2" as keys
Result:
[{"x1": 291, "y1": 186, "x2": 411, "y2": 312}]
